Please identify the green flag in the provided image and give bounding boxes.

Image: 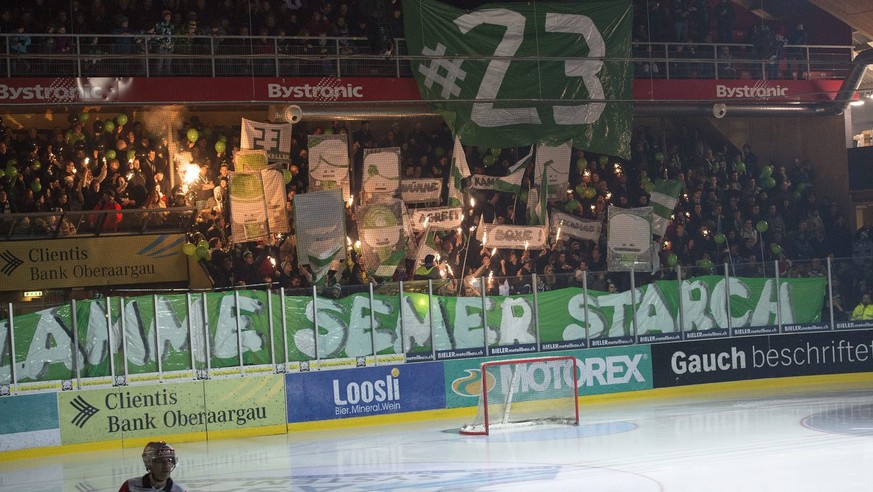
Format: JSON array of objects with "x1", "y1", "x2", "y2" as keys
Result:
[
  {"x1": 403, "y1": 0, "x2": 633, "y2": 158},
  {"x1": 448, "y1": 135, "x2": 471, "y2": 207},
  {"x1": 493, "y1": 147, "x2": 532, "y2": 193},
  {"x1": 650, "y1": 179, "x2": 683, "y2": 237}
]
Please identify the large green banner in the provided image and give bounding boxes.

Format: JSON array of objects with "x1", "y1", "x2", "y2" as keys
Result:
[
  {"x1": 403, "y1": 0, "x2": 633, "y2": 158},
  {"x1": 0, "y1": 276, "x2": 825, "y2": 385}
]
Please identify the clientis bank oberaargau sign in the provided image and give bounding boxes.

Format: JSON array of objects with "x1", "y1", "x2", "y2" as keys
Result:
[
  {"x1": 0, "y1": 234, "x2": 188, "y2": 291},
  {"x1": 57, "y1": 376, "x2": 286, "y2": 444}
]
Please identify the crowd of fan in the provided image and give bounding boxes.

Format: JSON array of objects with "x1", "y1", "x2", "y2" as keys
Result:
[
  {"x1": 2, "y1": 111, "x2": 871, "y2": 320},
  {"x1": 2, "y1": 1, "x2": 820, "y2": 80},
  {"x1": 0, "y1": 0, "x2": 399, "y2": 37},
  {"x1": 632, "y1": 0, "x2": 813, "y2": 80}
]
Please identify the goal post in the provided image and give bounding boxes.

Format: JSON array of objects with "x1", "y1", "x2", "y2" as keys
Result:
[{"x1": 459, "y1": 355, "x2": 579, "y2": 435}]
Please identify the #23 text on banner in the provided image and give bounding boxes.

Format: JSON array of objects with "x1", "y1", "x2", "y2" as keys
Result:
[{"x1": 403, "y1": 0, "x2": 633, "y2": 158}]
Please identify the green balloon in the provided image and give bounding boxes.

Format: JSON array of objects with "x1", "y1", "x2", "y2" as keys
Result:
[
  {"x1": 761, "y1": 165, "x2": 773, "y2": 177},
  {"x1": 197, "y1": 239, "x2": 209, "y2": 250},
  {"x1": 564, "y1": 199, "x2": 580, "y2": 213},
  {"x1": 792, "y1": 191, "x2": 802, "y2": 200},
  {"x1": 764, "y1": 176, "x2": 776, "y2": 188},
  {"x1": 643, "y1": 182, "x2": 654, "y2": 194},
  {"x1": 182, "y1": 243, "x2": 196, "y2": 256},
  {"x1": 6, "y1": 165, "x2": 18, "y2": 178},
  {"x1": 490, "y1": 147, "x2": 500, "y2": 156},
  {"x1": 714, "y1": 233, "x2": 726, "y2": 244},
  {"x1": 655, "y1": 152, "x2": 665, "y2": 162},
  {"x1": 127, "y1": 150, "x2": 136, "y2": 162},
  {"x1": 116, "y1": 114, "x2": 129, "y2": 126},
  {"x1": 31, "y1": 181, "x2": 41, "y2": 193},
  {"x1": 187, "y1": 128, "x2": 199, "y2": 143},
  {"x1": 584, "y1": 187, "x2": 597, "y2": 199},
  {"x1": 283, "y1": 169, "x2": 293, "y2": 184},
  {"x1": 324, "y1": 128, "x2": 334, "y2": 135},
  {"x1": 78, "y1": 112, "x2": 90, "y2": 122},
  {"x1": 577, "y1": 160, "x2": 588, "y2": 172},
  {"x1": 214, "y1": 141, "x2": 226, "y2": 154},
  {"x1": 195, "y1": 244, "x2": 208, "y2": 258},
  {"x1": 104, "y1": 120, "x2": 115, "y2": 133},
  {"x1": 756, "y1": 220, "x2": 769, "y2": 233},
  {"x1": 31, "y1": 161, "x2": 41, "y2": 171},
  {"x1": 599, "y1": 155, "x2": 609, "y2": 166},
  {"x1": 105, "y1": 149, "x2": 117, "y2": 160},
  {"x1": 667, "y1": 253, "x2": 678, "y2": 267},
  {"x1": 482, "y1": 155, "x2": 496, "y2": 167},
  {"x1": 770, "y1": 243, "x2": 782, "y2": 256},
  {"x1": 735, "y1": 162, "x2": 746, "y2": 173},
  {"x1": 699, "y1": 258, "x2": 713, "y2": 270}
]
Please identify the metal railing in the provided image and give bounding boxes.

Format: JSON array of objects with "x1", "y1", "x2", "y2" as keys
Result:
[
  {"x1": 0, "y1": 254, "x2": 864, "y2": 395},
  {"x1": 0, "y1": 33, "x2": 854, "y2": 81},
  {"x1": 0, "y1": 207, "x2": 198, "y2": 240}
]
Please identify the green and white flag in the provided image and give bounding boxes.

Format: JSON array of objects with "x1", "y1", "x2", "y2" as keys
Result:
[
  {"x1": 403, "y1": 0, "x2": 633, "y2": 158},
  {"x1": 468, "y1": 146, "x2": 532, "y2": 193},
  {"x1": 527, "y1": 160, "x2": 549, "y2": 226},
  {"x1": 650, "y1": 179, "x2": 683, "y2": 237},
  {"x1": 294, "y1": 189, "x2": 347, "y2": 284},
  {"x1": 448, "y1": 135, "x2": 471, "y2": 207},
  {"x1": 415, "y1": 226, "x2": 440, "y2": 265}
]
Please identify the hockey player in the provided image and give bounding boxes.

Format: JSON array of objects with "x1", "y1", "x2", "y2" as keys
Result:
[{"x1": 118, "y1": 441, "x2": 187, "y2": 492}]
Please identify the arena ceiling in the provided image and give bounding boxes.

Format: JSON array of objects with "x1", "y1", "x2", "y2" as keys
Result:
[{"x1": 810, "y1": 0, "x2": 873, "y2": 88}]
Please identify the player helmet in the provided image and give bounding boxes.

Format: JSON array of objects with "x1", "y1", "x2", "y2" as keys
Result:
[{"x1": 141, "y1": 441, "x2": 176, "y2": 470}]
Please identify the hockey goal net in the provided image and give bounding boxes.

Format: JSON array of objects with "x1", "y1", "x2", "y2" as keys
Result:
[{"x1": 460, "y1": 355, "x2": 579, "y2": 435}]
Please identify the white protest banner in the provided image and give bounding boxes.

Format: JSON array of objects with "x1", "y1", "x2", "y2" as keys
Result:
[
  {"x1": 294, "y1": 189, "x2": 347, "y2": 283},
  {"x1": 535, "y1": 142, "x2": 572, "y2": 199},
  {"x1": 606, "y1": 205, "x2": 655, "y2": 272},
  {"x1": 363, "y1": 147, "x2": 401, "y2": 195},
  {"x1": 400, "y1": 178, "x2": 442, "y2": 203},
  {"x1": 409, "y1": 207, "x2": 464, "y2": 232},
  {"x1": 308, "y1": 134, "x2": 350, "y2": 197},
  {"x1": 261, "y1": 166, "x2": 290, "y2": 235},
  {"x1": 483, "y1": 224, "x2": 548, "y2": 250},
  {"x1": 358, "y1": 199, "x2": 407, "y2": 278},
  {"x1": 241, "y1": 118, "x2": 293, "y2": 161},
  {"x1": 550, "y1": 211, "x2": 601, "y2": 242},
  {"x1": 228, "y1": 166, "x2": 289, "y2": 241}
]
